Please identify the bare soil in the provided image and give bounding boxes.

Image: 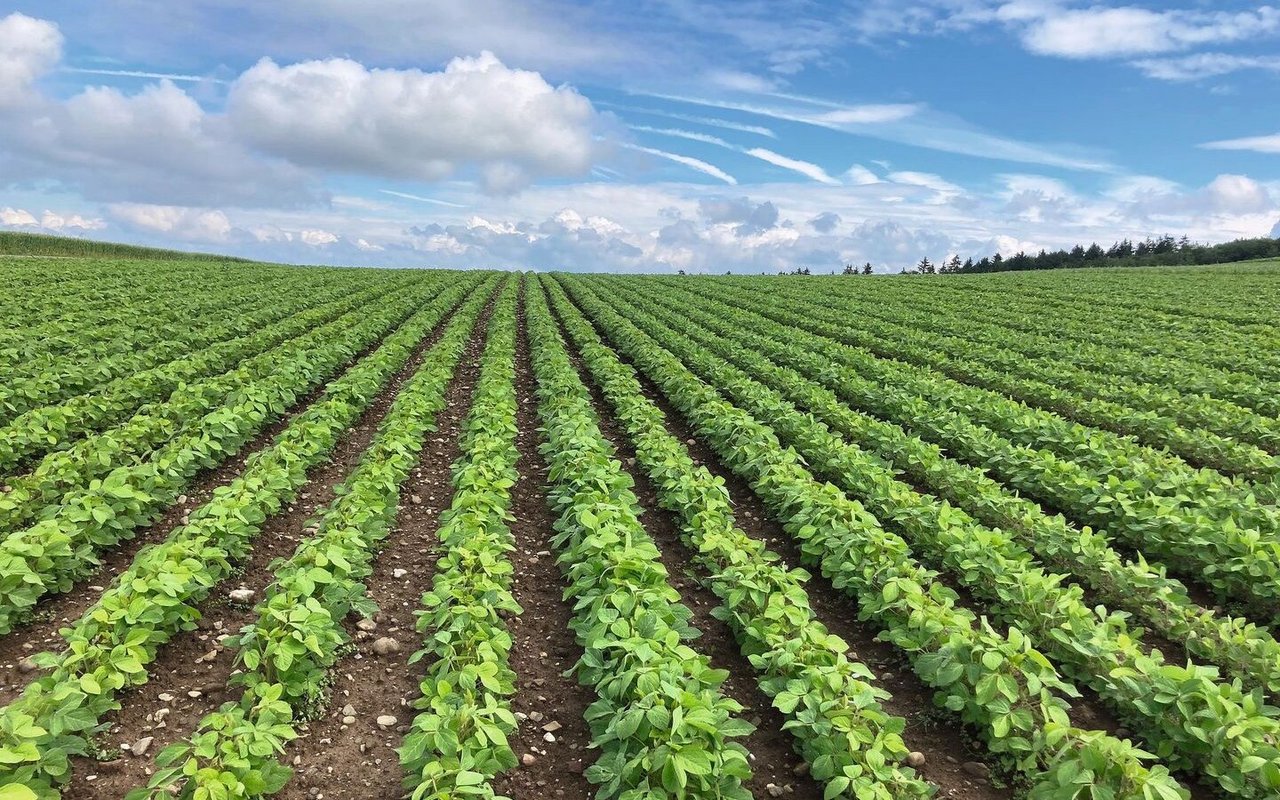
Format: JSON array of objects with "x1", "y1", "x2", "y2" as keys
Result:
[
  {"x1": 64, "y1": 298, "x2": 472, "y2": 799},
  {"x1": 491, "y1": 279, "x2": 597, "y2": 800}
]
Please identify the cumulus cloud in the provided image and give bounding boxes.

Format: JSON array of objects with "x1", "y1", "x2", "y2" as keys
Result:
[
  {"x1": 1002, "y1": 3, "x2": 1280, "y2": 60},
  {"x1": 0, "y1": 207, "x2": 38, "y2": 227},
  {"x1": 0, "y1": 13, "x2": 62, "y2": 107},
  {"x1": 699, "y1": 197, "x2": 780, "y2": 233},
  {"x1": 808, "y1": 211, "x2": 841, "y2": 233},
  {"x1": 109, "y1": 203, "x2": 234, "y2": 241},
  {"x1": 1, "y1": 79, "x2": 320, "y2": 208},
  {"x1": 0, "y1": 206, "x2": 104, "y2": 231},
  {"x1": 227, "y1": 52, "x2": 604, "y2": 194},
  {"x1": 1123, "y1": 174, "x2": 1275, "y2": 218}
]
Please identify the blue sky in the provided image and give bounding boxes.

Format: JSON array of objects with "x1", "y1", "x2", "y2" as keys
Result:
[{"x1": 1, "y1": 1, "x2": 1278, "y2": 271}]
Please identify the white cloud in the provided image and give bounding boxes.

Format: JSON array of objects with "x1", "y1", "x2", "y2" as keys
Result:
[
  {"x1": 0, "y1": 13, "x2": 62, "y2": 107},
  {"x1": 1202, "y1": 133, "x2": 1280, "y2": 154},
  {"x1": 0, "y1": 205, "x2": 103, "y2": 231},
  {"x1": 620, "y1": 143, "x2": 738, "y2": 185},
  {"x1": 703, "y1": 69, "x2": 780, "y2": 93},
  {"x1": 887, "y1": 171, "x2": 965, "y2": 202},
  {"x1": 108, "y1": 203, "x2": 233, "y2": 241},
  {"x1": 601, "y1": 104, "x2": 777, "y2": 138},
  {"x1": 0, "y1": 207, "x2": 38, "y2": 227},
  {"x1": 845, "y1": 164, "x2": 882, "y2": 185},
  {"x1": 1132, "y1": 53, "x2": 1280, "y2": 81},
  {"x1": 62, "y1": 67, "x2": 225, "y2": 84},
  {"x1": 378, "y1": 189, "x2": 467, "y2": 207},
  {"x1": 227, "y1": 52, "x2": 604, "y2": 194},
  {"x1": 745, "y1": 148, "x2": 839, "y2": 184},
  {"x1": 39, "y1": 210, "x2": 105, "y2": 231},
  {"x1": 629, "y1": 125, "x2": 734, "y2": 148},
  {"x1": 300, "y1": 229, "x2": 339, "y2": 246},
  {"x1": 1005, "y1": 3, "x2": 1280, "y2": 60},
  {"x1": 642, "y1": 91, "x2": 1114, "y2": 172}
]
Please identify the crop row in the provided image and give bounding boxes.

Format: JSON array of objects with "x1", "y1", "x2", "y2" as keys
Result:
[
  {"x1": 0, "y1": 279, "x2": 426, "y2": 537},
  {"x1": 0, "y1": 278, "x2": 476, "y2": 635},
  {"x1": 580, "y1": 278, "x2": 1280, "y2": 797},
  {"x1": 398, "y1": 280, "x2": 521, "y2": 799},
  {"x1": 615, "y1": 278, "x2": 1280, "y2": 696},
  {"x1": 697, "y1": 280, "x2": 1280, "y2": 483},
  {"x1": 666, "y1": 282, "x2": 1280, "y2": 613},
  {"x1": 0, "y1": 278, "x2": 414, "y2": 475},
  {"x1": 770, "y1": 278, "x2": 1280, "y2": 458},
  {"x1": 0, "y1": 276, "x2": 490, "y2": 798},
  {"x1": 539, "y1": 277, "x2": 934, "y2": 799},
  {"x1": 527, "y1": 279, "x2": 757, "y2": 798},
  {"x1": 0, "y1": 273, "x2": 354, "y2": 425},
  {"x1": 554, "y1": 276, "x2": 1187, "y2": 800},
  {"x1": 125, "y1": 279, "x2": 496, "y2": 800},
  {"x1": 821, "y1": 277, "x2": 1280, "y2": 417},
  {"x1": 0, "y1": 265, "x2": 306, "y2": 372}
]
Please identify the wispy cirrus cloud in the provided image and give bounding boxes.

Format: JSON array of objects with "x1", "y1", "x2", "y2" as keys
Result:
[
  {"x1": 599, "y1": 102, "x2": 777, "y2": 138},
  {"x1": 745, "y1": 147, "x2": 839, "y2": 184},
  {"x1": 619, "y1": 142, "x2": 738, "y2": 184},
  {"x1": 1131, "y1": 52, "x2": 1280, "y2": 81},
  {"x1": 1201, "y1": 133, "x2": 1280, "y2": 154},
  {"x1": 628, "y1": 124, "x2": 841, "y2": 185},
  {"x1": 62, "y1": 67, "x2": 227, "y2": 83},
  {"x1": 379, "y1": 189, "x2": 468, "y2": 207},
  {"x1": 634, "y1": 89, "x2": 1115, "y2": 173}
]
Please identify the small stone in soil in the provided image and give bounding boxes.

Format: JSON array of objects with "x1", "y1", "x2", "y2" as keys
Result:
[
  {"x1": 376, "y1": 715, "x2": 398, "y2": 729},
  {"x1": 228, "y1": 588, "x2": 255, "y2": 603},
  {"x1": 131, "y1": 737, "x2": 154, "y2": 757},
  {"x1": 905, "y1": 752, "x2": 926, "y2": 768},
  {"x1": 372, "y1": 637, "x2": 400, "y2": 655},
  {"x1": 963, "y1": 761, "x2": 991, "y2": 779}
]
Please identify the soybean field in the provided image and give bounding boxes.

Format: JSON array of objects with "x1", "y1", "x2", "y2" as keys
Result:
[{"x1": 2, "y1": 255, "x2": 1280, "y2": 800}]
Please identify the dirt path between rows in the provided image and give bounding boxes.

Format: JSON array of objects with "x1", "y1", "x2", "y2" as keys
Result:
[
  {"x1": 65, "y1": 294, "x2": 476, "y2": 798},
  {"x1": 491, "y1": 277, "x2": 596, "y2": 800},
  {"x1": 0, "y1": 315, "x2": 410, "y2": 707},
  {"x1": 275, "y1": 290, "x2": 497, "y2": 800}
]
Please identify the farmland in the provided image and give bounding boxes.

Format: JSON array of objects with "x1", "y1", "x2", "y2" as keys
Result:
[{"x1": 0, "y1": 255, "x2": 1279, "y2": 800}]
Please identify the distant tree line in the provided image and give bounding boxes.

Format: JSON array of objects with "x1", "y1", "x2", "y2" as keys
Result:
[{"x1": 892, "y1": 234, "x2": 1280, "y2": 276}]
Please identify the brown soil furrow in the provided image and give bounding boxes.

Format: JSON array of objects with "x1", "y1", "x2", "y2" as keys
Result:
[
  {"x1": 275, "y1": 291, "x2": 498, "y2": 800},
  {"x1": 559, "y1": 340, "x2": 825, "y2": 800},
  {"x1": 491, "y1": 279, "x2": 596, "y2": 800},
  {"x1": 0, "y1": 314, "x2": 403, "y2": 705},
  {"x1": 565, "y1": 314, "x2": 1014, "y2": 799},
  {"x1": 64, "y1": 298, "x2": 470, "y2": 799}
]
